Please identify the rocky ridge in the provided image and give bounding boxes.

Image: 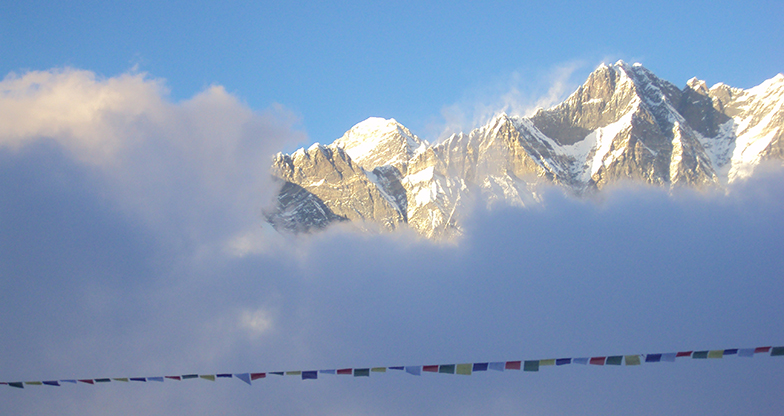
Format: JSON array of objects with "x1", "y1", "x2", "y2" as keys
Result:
[{"x1": 266, "y1": 61, "x2": 784, "y2": 239}]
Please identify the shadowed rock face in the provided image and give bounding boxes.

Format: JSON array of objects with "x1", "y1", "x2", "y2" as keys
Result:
[{"x1": 268, "y1": 62, "x2": 784, "y2": 239}]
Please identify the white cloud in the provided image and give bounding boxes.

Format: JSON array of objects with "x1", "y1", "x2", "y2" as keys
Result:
[
  {"x1": 238, "y1": 308, "x2": 275, "y2": 339},
  {"x1": 427, "y1": 61, "x2": 585, "y2": 142},
  {"x1": 0, "y1": 68, "x2": 307, "y2": 251}
]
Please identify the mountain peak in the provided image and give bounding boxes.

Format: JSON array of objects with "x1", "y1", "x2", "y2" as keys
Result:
[
  {"x1": 686, "y1": 77, "x2": 709, "y2": 94},
  {"x1": 333, "y1": 117, "x2": 427, "y2": 171},
  {"x1": 269, "y1": 65, "x2": 784, "y2": 240}
]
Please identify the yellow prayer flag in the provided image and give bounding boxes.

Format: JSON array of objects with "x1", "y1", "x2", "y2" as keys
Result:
[
  {"x1": 625, "y1": 355, "x2": 641, "y2": 365},
  {"x1": 200, "y1": 375, "x2": 216, "y2": 381},
  {"x1": 371, "y1": 367, "x2": 386, "y2": 373},
  {"x1": 708, "y1": 350, "x2": 724, "y2": 359},
  {"x1": 286, "y1": 371, "x2": 302, "y2": 376},
  {"x1": 539, "y1": 359, "x2": 556, "y2": 366},
  {"x1": 456, "y1": 363, "x2": 472, "y2": 375}
]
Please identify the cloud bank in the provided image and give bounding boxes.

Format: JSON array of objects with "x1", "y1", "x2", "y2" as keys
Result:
[
  {"x1": 1, "y1": 67, "x2": 783, "y2": 415},
  {"x1": 0, "y1": 68, "x2": 307, "y2": 253}
]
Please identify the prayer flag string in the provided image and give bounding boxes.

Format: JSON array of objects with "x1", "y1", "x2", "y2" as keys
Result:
[{"x1": 3, "y1": 345, "x2": 782, "y2": 389}]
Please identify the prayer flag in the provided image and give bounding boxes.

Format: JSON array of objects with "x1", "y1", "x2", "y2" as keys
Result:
[
  {"x1": 354, "y1": 369, "x2": 370, "y2": 377},
  {"x1": 269, "y1": 372, "x2": 284, "y2": 376},
  {"x1": 389, "y1": 366, "x2": 404, "y2": 371},
  {"x1": 337, "y1": 368, "x2": 352, "y2": 375},
  {"x1": 302, "y1": 371, "x2": 318, "y2": 380},
  {"x1": 708, "y1": 350, "x2": 724, "y2": 359},
  {"x1": 645, "y1": 354, "x2": 662, "y2": 363},
  {"x1": 488, "y1": 362, "x2": 505, "y2": 371},
  {"x1": 589, "y1": 357, "x2": 605, "y2": 365},
  {"x1": 285, "y1": 371, "x2": 301, "y2": 376},
  {"x1": 217, "y1": 374, "x2": 232, "y2": 378},
  {"x1": 738, "y1": 348, "x2": 754, "y2": 357},
  {"x1": 755, "y1": 346, "x2": 771, "y2": 353},
  {"x1": 43, "y1": 381, "x2": 60, "y2": 386},
  {"x1": 456, "y1": 364, "x2": 472, "y2": 375},
  {"x1": 473, "y1": 363, "x2": 489, "y2": 371},
  {"x1": 182, "y1": 374, "x2": 198, "y2": 380},
  {"x1": 114, "y1": 378, "x2": 130, "y2": 382},
  {"x1": 164, "y1": 376, "x2": 181, "y2": 381},
  {"x1": 539, "y1": 359, "x2": 556, "y2": 366},
  {"x1": 130, "y1": 377, "x2": 146, "y2": 382},
  {"x1": 505, "y1": 361, "x2": 521, "y2": 370},
  {"x1": 405, "y1": 366, "x2": 421, "y2": 376},
  {"x1": 676, "y1": 351, "x2": 693, "y2": 357},
  {"x1": 60, "y1": 380, "x2": 77, "y2": 384},
  {"x1": 251, "y1": 373, "x2": 266, "y2": 380},
  {"x1": 439, "y1": 365, "x2": 456, "y2": 374},
  {"x1": 9, "y1": 382, "x2": 23, "y2": 389},
  {"x1": 235, "y1": 373, "x2": 251, "y2": 385},
  {"x1": 661, "y1": 353, "x2": 677, "y2": 362},
  {"x1": 625, "y1": 355, "x2": 641, "y2": 366},
  {"x1": 200, "y1": 375, "x2": 216, "y2": 381},
  {"x1": 79, "y1": 379, "x2": 94, "y2": 384},
  {"x1": 423, "y1": 365, "x2": 439, "y2": 373},
  {"x1": 605, "y1": 356, "x2": 622, "y2": 366},
  {"x1": 371, "y1": 367, "x2": 386, "y2": 373},
  {"x1": 148, "y1": 377, "x2": 163, "y2": 382},
  {"x1": 724, "y1": 349, "x2": 738, "y2": 355},
  {"x1": 523, "y1": 360, "x2": 539, "y2": 372},
  {"x1": 95, "y1": 378, "x2": 111, "y2": 383},
  {"x1": 771, "y1": 347, "x2": 784, "y2": 356},
  {"x1": 573, "y1": 358, "x2": 589, "y2": 365},
  {"x1": 319, "y1": 370, "x2": 336, "y2": 375},
  {"x1": 556, "y1": 358, "x2": 571, "y2": 366},
  {"x1": 692, "y1": 351, "x2": 709, "y2": 359},
  {"x1": 25, "y1": 381, "x2": 43, "y2": 386}
]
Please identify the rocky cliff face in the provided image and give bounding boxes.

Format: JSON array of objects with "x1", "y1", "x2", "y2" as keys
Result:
[{"x1": 267, "y1": 61, "x2": 784, "y2": 239}]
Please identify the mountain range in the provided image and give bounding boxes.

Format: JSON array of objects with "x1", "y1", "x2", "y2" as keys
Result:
[{"x1": 266, "y1": 61, "x2": 784, "y2": 239}]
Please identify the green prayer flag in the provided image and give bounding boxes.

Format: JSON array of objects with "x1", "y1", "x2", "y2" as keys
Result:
[
  {"x1": 285, "y1": 371, "x2": 302, "y2": 376},
  {"x1": 692, "y1": 351, "x2": 709, "y2": 359},
  {"x1": 94, "y1": 378, "x2": 111, "y2": 383},
  {"x1": 539, "y1": 359, "x2": 556, "y2": 366},
  {"x1": 606, "y1": 356, "x2": 623, "y2": 365},
  {"x1": 523, "y1": 360, "x2": 539, "y2": 372},
  {"x1": 200, "y1": 375, "x2": 216, "y2": 381},
  {"x1": 455, "y1": 363, "x2": 472, "y2": 375},
  {"x1": 625, "y1": 355, "x2": 641, "y2": 365},
  {"x1": 771, "y1": 347, "x2": 784, "y2": 356},
  {"x1": 439, "y1": 364, "x2": 456, "y2": 374},
  {"x1": 354, "y1": 368, "x2": 370, "y2": 377},
  {"x1": 708, "y1": 350, "x2": 724, "y2": 359},
  {"x1": 371, "y1": 367, "x2": 386, "y2": 373}
]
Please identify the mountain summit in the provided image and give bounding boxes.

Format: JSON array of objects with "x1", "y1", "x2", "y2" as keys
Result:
[{"x1": 267, "y1": 62, "x2": 784, "y2": 239}]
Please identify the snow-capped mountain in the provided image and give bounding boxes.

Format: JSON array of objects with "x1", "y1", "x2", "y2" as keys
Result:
[{"x1": 266, "y1": 61, "x2": 784, "y2": 239}]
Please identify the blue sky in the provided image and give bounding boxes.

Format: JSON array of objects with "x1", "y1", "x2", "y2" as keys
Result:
[
  {"x1": 1, "y1": 1, "x2": 783, "y2": 415},
  {"x1": 3, "y1": 0, "x2": 782, "y2": 144}
]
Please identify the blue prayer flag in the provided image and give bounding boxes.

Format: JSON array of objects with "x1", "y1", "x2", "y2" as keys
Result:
[{"x1": 473, "y1": 363, "x2": 489, "y2": 371}]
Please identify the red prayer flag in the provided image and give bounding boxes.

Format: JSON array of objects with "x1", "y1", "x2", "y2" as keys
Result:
[
  {"x1": 165, "y1": 376, "x2": 181, "y2": 381},
  {"x1": 78, "y1": 379, "x2": 95, "y2": 384},
  {"x1": 250, "y1": 373, "x2": 266, "y2": 380},
  {"x1": 676, "y1": 351, "x2": 693, "y2": 357},
  {"x1": 505, "y1": 361, "x2": 521, "y2": 370},
  {"x1": 422, "y1": 365, "x2": 439, "y2": 372},
  {"x1": 336, "y1": 369, "x2": 353, "y2": 375},
  {"x1": 589, "y1": 357, "x2": 606, "y2": 365},
  {"x1": 755, "y1": 346, "x2": 771, "y2": 353}
]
